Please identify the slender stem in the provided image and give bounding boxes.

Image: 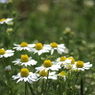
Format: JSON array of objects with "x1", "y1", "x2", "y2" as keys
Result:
[
  {"x1": 6, "y1": 72, "x2": 12, "y2": 95},
  {"x1": 28, "y1": 83, "x2": 35, "y2": 95},
  {"x1": 2, "y1": 57, "x2": 5, "y2": 67},
  {"x1": 43, "y1": 70, "x2": 49, "y2": 95},
  {"x1": 80, "y1": 78, "x2": 83, "y2": 95},
  {"x1": 25, "y1": 82, "x2": 28, "y2": 95},
  {"x1": 75, "y1": 72, "x2": 80, "y2": 84},
  {"x1": 40, "y1": 79, "x2": 44, "y2": 94}
]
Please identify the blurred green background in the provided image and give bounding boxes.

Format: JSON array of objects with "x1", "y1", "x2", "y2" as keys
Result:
[{"x1": 0, "y1": 0, "x2": 95, "y2": 94}]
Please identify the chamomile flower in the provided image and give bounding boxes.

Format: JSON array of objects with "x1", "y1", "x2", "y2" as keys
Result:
[
  {"x1": 54, "y1": 56, "x2": 75, "y2": 70},
  {"x1": 29, "y1": 43, "x2": 49, "y2": 55},
  {"x1": 12, "y1": 54, "x2": 37, "y2": 67},
  {"x1": 48, "y1": 71, "x2": 57, "y2": 80},
  {"x1": 44, "y1": 42, "x2": 68, "y2": 55},
  {"x1": 12, "y1": 68, "x2": 38, "y2": 83},
  {"x1": 13, "y1": 42, "x2": 35, "y2": 51},
  {"x1": 54, "y1": 56, "x2": 67, "y2": 65},
  {"x1": 35, "y1": 60, "x2": 61, "y2": 71},
  {"x1": 0, "y1": 18, "x2": 13, "y2": 24},
  {"x1": 63, "y1": 57, "x2": 75, "y2": 69},
  {"x1": 58, "y1": 71, "x2": 66, "y2": 81},
  {"x1": 73, "y1": 61, "x2": 92, "y2": 71},
  {"x1": 38, "y1": 68, "x2": 57, "y2": 80},
  {"x1": 66, "y1": 57, "x2": 75, "y2": 64},
  {"x1": 0, "y1": 48, "x2": 14, "y2": 58}
]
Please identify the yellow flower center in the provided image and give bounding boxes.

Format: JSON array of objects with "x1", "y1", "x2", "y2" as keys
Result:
[
  {"x1": 21, "y1": 54, "x2": 29, "y2": 62},
  {"x1": 59, "y1": 71, "x2": 66, "y2": 77},
  {"x1": 35, "y1": 43, "x2": 43, "y2": 50},
  {"x1": 39, "y1": 69, "x2": 48, "y2": 77},
  {"x1": 43, "y1": 60, "x2": 52, "y2": 67},
  {"x1": 20, "y1": 68, "x2": 29, "y2": 77},
  {"x1": 60, "y1": 56, "x2": 66, "y2": 61},
  {"x1": 20, "y1": 42, "x2": 28, "y2": 47},
  {"x1": 50, "y1": 42, "x2": 58, "y2": 48},
  {"x1": 68, "y1": 57, "x2": 75, "y2": 64},
  {"x1": 0, "y1": 18, "x2": 6, "y2": 22},
  {"x1": 76, "y1": 61, "x2": 84, "y2": 68},
  {"x1": 0, "y1": 49, "x2": 6, "y2": 55},
  {"x1": 66, "y1": 64, "x2": 72, "y2": 69}
]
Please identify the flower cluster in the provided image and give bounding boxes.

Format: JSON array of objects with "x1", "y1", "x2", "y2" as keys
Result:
[
  {"x1": 11, "y1": 41, "x2": 92, "y2": 84},
  {"x1": 0, "y1": 41, "x2": 93, "y2": 94},
  {"x1": 54, "y1": 56, "x2": 92, "y2": 71},
  {"x1": 13, "y1": 42, "x2": 68, "y2": 55},
  {"x1": 12, "y1": 41, "x2": 69, "y2": 83}
]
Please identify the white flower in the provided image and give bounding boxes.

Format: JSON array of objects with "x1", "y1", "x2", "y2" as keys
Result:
[
  {"x1": 54, "y1": 56, "x2": 67, "y2": 65},
  {"x1": 73, "y1": 61, "x2": 92, "y2": 71},
  {"x1": 12, "y1": 68, "x2": 38, "y2": 83},
  {"x1": 0, "y1": 18, "x2": 13, "y2": 24},
  {"x1": 58, "y1": 71, "x2": 66, "y2": 81},
  {"x1": 54, "y1": 56, "x2": 75, "y2": 70},
  {"x1": 44, "y1": 42, "x2": 68, "y2": 55},
  {"x1": 48, "y1": 72, "x2": 57, "y2": 80},
  {"x1": 12, "y1": 54, "x2": 37, "y2": 67},
  {"x1": 35, "y1": 60, "x2": 61, "y2": 72},
  {"x1": 35, "y1": 65, "x2": 60, "y2": 72},
  {"x1": 29, "y1": 43, "x2": 49, "y2": 55},
  {"x1": 0, "y1": 48, "x2": 14, "y2": 58},
  {"x1": 38, "y1": 68, "x2": 57, "y2": 80},
  {"x1": 63, "y1": 57, "x2": 75, "y2": 69},
  {"x1": 13, "y1": 42, "x2": 35, "y2": 51}
]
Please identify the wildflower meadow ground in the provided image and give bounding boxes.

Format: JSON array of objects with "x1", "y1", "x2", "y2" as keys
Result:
[{"x1": 0, "y1": 0, "x2": 95, "y2": 95}]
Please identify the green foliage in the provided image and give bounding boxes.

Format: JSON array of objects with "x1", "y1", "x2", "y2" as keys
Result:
[{"x1": 0, "y1": 0, "x2": 95, "y2": 95}]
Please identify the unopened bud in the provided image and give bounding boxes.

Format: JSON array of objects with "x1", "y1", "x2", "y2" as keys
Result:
[
  {"x1": 5, "y1": 65, "x2": 11, "y2": 72},
  {"x1": 7, "y1": 21, "x2": 13, "y2": 26},
  {"x1": 6, "y1": 28, "x2": 13, "y2": 35}
]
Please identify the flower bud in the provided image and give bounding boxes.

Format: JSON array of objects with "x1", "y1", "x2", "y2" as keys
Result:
[{"x1": 5, "y1": 65, "x2": 11, "y2": 72}]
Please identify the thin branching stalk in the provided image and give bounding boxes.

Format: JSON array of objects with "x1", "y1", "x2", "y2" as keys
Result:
[
  {"x1": 40, "y1": 78, "x2": 45, "y2": 94},
  {"x1": 80, "y1": 78, "x2": 83, "y2": 95},
  {"x1": 28, "y1": 83, "x2": 35, "y2": 95},
  {"x1": 43, "y1": 70, "x2": 49, "y2": 95},
  {"x1": 25, "y1": 82, "x2": 28, "y2": 95}
]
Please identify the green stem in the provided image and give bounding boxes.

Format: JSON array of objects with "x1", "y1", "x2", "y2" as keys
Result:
[
  {"x1": 1, "y1": 73, "x2": 13, "y2": 95},
  {"x1": 75, "y1": 72, "x2": 80, "y2": 84},
  {"x1": 40, "y1": 79, "x2": 45, "y2": 94},
  {"x1": 28, "y1": 83, "x2": 35, "y2": 95},
  {"x1": 25, "y1": 82, "x2": 28, "y2": 95},
  {"x1": 80, "y1": 78, "x2": 83, "y2": 95},
  {"x1": 2, "y1": 57, "x2": 5, "y2": 67},
  {"x1": 6, "y1": 72, "x2": 12, "y2": 95},
  {"x1": 43, "y1": 70, "x2": 49, "y2": 94}
]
